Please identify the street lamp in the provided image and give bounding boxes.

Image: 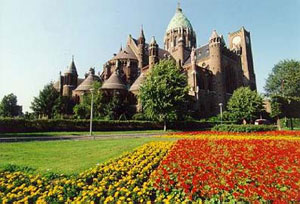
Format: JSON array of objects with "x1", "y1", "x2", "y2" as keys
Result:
[
  {"x1": 219, "y1": 103, "x2": 223, "y2": 124},
  {"x1": 89, "y1": 88, "x2": 94, "y2": 139}
]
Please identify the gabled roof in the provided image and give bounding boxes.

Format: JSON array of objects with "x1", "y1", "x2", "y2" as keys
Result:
[
  {"x1": 101, "y1": 71, "x2": 127, "y2": 90},
  {"x1": 184, "y1": 44, "x2": 210, "y2": 66},
  {"x1": 112, "y1": 46, "x2": 137, "y2": 60}
]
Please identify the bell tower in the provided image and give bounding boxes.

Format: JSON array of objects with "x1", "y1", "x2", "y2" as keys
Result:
[
  {"x1": 164, "y1": 4, "x2": 196, "y2": 66},
  {"x1": 228, "y1": 27, "x2": 256, "y2": 90}
]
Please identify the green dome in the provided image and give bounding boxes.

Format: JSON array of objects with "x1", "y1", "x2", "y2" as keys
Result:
[{"x1": 166, "y1": 7, "x2": 193, "y2": 32}]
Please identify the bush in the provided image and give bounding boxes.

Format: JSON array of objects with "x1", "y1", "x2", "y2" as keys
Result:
[
  {"x1": 212, "y1": 124, "x2": 277, "y2": 132},
  {"x1": 0, "y1": 119, "x2": 218, "y2": 133}
]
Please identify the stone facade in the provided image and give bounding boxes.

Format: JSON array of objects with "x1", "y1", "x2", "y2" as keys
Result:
[{"x1": 55, "y1": 4, "x2": 256, "y2": 117}]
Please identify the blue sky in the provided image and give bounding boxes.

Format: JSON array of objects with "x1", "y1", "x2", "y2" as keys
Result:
[{"x1": 0, "y1": 0, "x2": 299, "y2": 112}]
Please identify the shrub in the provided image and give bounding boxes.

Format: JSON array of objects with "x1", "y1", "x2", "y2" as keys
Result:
[
  {"x1": 0, "y1": 119, "x2": 218, "y2": 133},
  {"x1": 212, "y1": 124, "x2": 277, "y2": 132}
]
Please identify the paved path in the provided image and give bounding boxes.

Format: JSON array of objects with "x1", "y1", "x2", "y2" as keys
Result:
[{"x1": 0, "y1": 133, "x2": 165, "y2": 143}]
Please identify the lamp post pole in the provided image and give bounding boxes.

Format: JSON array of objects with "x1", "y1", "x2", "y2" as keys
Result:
[
  {"x1": 219, "y1": 103, "x2": 223, "y2": 124},
  {"x1": 90, "y1": 89, "x2": 94, "y2": 139}
]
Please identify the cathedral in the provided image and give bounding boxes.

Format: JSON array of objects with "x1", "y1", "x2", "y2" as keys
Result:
[{"x1": 54, "y1": 4, "x2": 256, "y2": 117}]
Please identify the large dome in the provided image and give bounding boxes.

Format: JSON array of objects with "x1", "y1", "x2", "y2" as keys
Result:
[{"x1": 166, "y1": 6, "x2": 193, "y2": 32}]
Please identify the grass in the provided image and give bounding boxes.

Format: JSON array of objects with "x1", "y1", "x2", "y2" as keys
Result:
[
  {"x1": 0, "y1": 137, "x2": 173, "y2": 175},
  {"x1": 0, "y1": 129, "x2": 175, "y2": 137}
]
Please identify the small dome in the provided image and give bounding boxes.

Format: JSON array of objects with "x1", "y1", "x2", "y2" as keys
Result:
[
  {"x1": 101, "y1": 71, "x2": 127, "y2": 90},
  {"x1": 166, "y1": 6, "x2": 193, "y2": 33},
  {"x1": 129, "y1": 73, "x2": 146, "y2": 93},
  {"x1": 74, "y1": 69, "x2": 100, "y2": 91}
]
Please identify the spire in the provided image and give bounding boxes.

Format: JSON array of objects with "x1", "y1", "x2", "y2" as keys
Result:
[
  {"x1": 65, "y1": 55, "x2": 78, "y2": 76},
  {"x1": 139, "y1": 25, "x2": 145, "y2": 39},
  {"x1": 177, "y1": 1, "x2": 182, "y2": 12},
  {"x1": 119, "y1": 44, "x2": 123, "y2": 52},
  {"x1": 209, "y1": 30, "x2": 219, "y2": 40},
  {"x1": 138, "y1": 25, "x2": 145, "y2": 45},
  {"x1": 150, "y1": 36, "x2": 157, "y2": 45}
]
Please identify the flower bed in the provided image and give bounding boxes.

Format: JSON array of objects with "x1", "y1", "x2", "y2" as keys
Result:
[
  {"x1": 0, "y1": 142, "x2": 173, "y2": 203},
  {"x1": 1, "y1": 132, "x2": 300, "y2": 203},
  {"x1": 151, "y1": 139, "x2": 300, "y2": 202}
]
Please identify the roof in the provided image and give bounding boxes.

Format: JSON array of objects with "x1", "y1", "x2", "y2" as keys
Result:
[
  {"x1": 74, "y1": 72, "x2": 100, "y2": 92},
  {"x1": 65, "y1": 57, "x2": 78, "y2": 75},
  {"x1": 166, "y1": 6, "x2": 193, "y2": 33},
  {"x1": 184, "y1": 44, "x2": 210, "y2": 65},
  {"x1": 209, "y1": 30, "x2": 219, "y2": 40},
  {"x1": 112, "y1": 46, "x2": 137, "y2": 60},
  {"x1": 101, "y1": 71, "x2": 127, "y2": 90},
  {"x1": 129, "y1": 73, "x2": 146, "y2": 92}
]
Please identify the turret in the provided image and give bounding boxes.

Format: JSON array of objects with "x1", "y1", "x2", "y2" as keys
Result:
[
  {"x1": 63, "y1": 56, "x2": 78, "y2": 97},
  {"x1": 149, "y1": 36, "x2": 159, "y2": 70},
  {"x1": 209, "y1": 30, "x2": 225, "y2": 109},
  {"x1": 137, "y1": 26, "x2": 145, "y2": 69},
  {"x1": 164, "y1": 4, "x2": 196, "y2": 67},
  {"x1": 190, "y1": 47, "x2": 199, "y2": 99}
]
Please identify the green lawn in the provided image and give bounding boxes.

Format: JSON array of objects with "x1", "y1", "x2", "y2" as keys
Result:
[
  {"x1": 0, "y1": 130, "x2": 174, "y2": 137},
  {"x1": 0, "y1": 137, "x2": 171, "y2": 175}
]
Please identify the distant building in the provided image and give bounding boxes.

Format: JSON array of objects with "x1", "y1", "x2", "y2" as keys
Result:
[{"x1": 54, "y1": 4, "x2": 256, "y2": 117}]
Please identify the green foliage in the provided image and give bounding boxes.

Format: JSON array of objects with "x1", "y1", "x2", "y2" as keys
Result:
[
  {"x1": 73, "y1": 82, "x2": 106, "y2": 119},
  {"x1": 264, "y1": 59, "x2": 300, "y2": 97},
  {"x1": 1, "y1": 164, "x2": 35, "y2": 174},
  {"x1": 226, "y1": 87, "x2": 264, "y2": 123},
  {"x1": 73, "y1": 94, "x2": 91, "y2": 119},
  {"x1": 0, "y1": 93, "x2": 22, "y2": 118},
  {"x1": 103, "y1": 94, "x2": 130, "y2": 120},
  {"x1": 212, "y1": 124, "x2": 277, "y2": 132},
  {"x1": 0, "y1": 119, "x2": 163, "y2": 133},
  {"x1": 139, "y1": 59, "x2": 189, "y2": 124},
  {"x1": 31, "y1": 83, "x2": 60, "y2": 119},
  {"x1": 270, "y1": 96, "x2": 285, "y2": 118},
  {"x1": 54, "y1": 96, "x2": 76, "y2": 118},
  {"x1": 132, "y1": 113, "x2": 146, "y2": 121}
]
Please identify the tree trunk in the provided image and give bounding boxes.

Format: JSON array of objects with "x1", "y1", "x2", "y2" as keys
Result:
[
  {"x1": 290, "y1": 118, "x2": 294, "y2": 130},
  {"x1": 163, "y1": 120, "x2": 167, "y2": 132},
  {"x1": 277, "y1": 117, "x2": 281, "y2": 130}
]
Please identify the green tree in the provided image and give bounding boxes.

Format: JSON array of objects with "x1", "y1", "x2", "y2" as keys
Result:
[
  {"x1": 0, "y1": 93, "x2": 22, "y2": 117},
  {"x1": 31, "y1": 83, "x2": 60, "y2": 119},
  {"x1": 54, "y1": 96, "x2": 76, "y2": 118},
  {"x1": 73, "y1": 82, "x2": 106, "y2": 119},
  {"x1": 264, "y1": 59, "x2": 300, "y2": 97},
  {"x1": 139, "y1": 59, "x2": 189, "y2": 131},
  {"x1": 103, "y1": 94, "x2": 129, "y2": 120},
  {"x1": 226, "y1": 87, "x2": 264, "y2": 123}
]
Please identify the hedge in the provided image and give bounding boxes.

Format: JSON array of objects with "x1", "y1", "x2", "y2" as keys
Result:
[
  {"x1": 0, "y1": 119, "x2": 215, "y2": 133},
  {"x1": 211, "y1": 124, "x2": 277, "y2": 132}
]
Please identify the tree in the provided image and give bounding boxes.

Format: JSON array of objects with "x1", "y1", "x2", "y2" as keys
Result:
[
  {"x1": 139, "y1": 59, "x2": 189, "y2": 131},
  {"x1": 31, "y1": 83, "x2": 60, "y2": 119},
  {"x1": 54, "y1": 96, "x2": 76, "y2": 118},
  {"x1": 226, "y1": 87, "x2": 264, "y2": 123},
  {"x1": 73, "y1": 82, "x2": 106, "y2": 119},
  {"x1": 265, "y1": 59, "x2": 300, "y2": 97},
  {"x1": 103, "y1": 93, "x2": 129, "y2": 120},
  {"x1": 0, "y1": 93, "x2": 22, "y2": 117}
]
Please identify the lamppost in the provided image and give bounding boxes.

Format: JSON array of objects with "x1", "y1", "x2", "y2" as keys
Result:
[
  {"x1": 89, "y1": 88, "x2": 94, "y2": 139},
  {"x1": 219, "y1": 103, "x2": 223, "y2": 124}
]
